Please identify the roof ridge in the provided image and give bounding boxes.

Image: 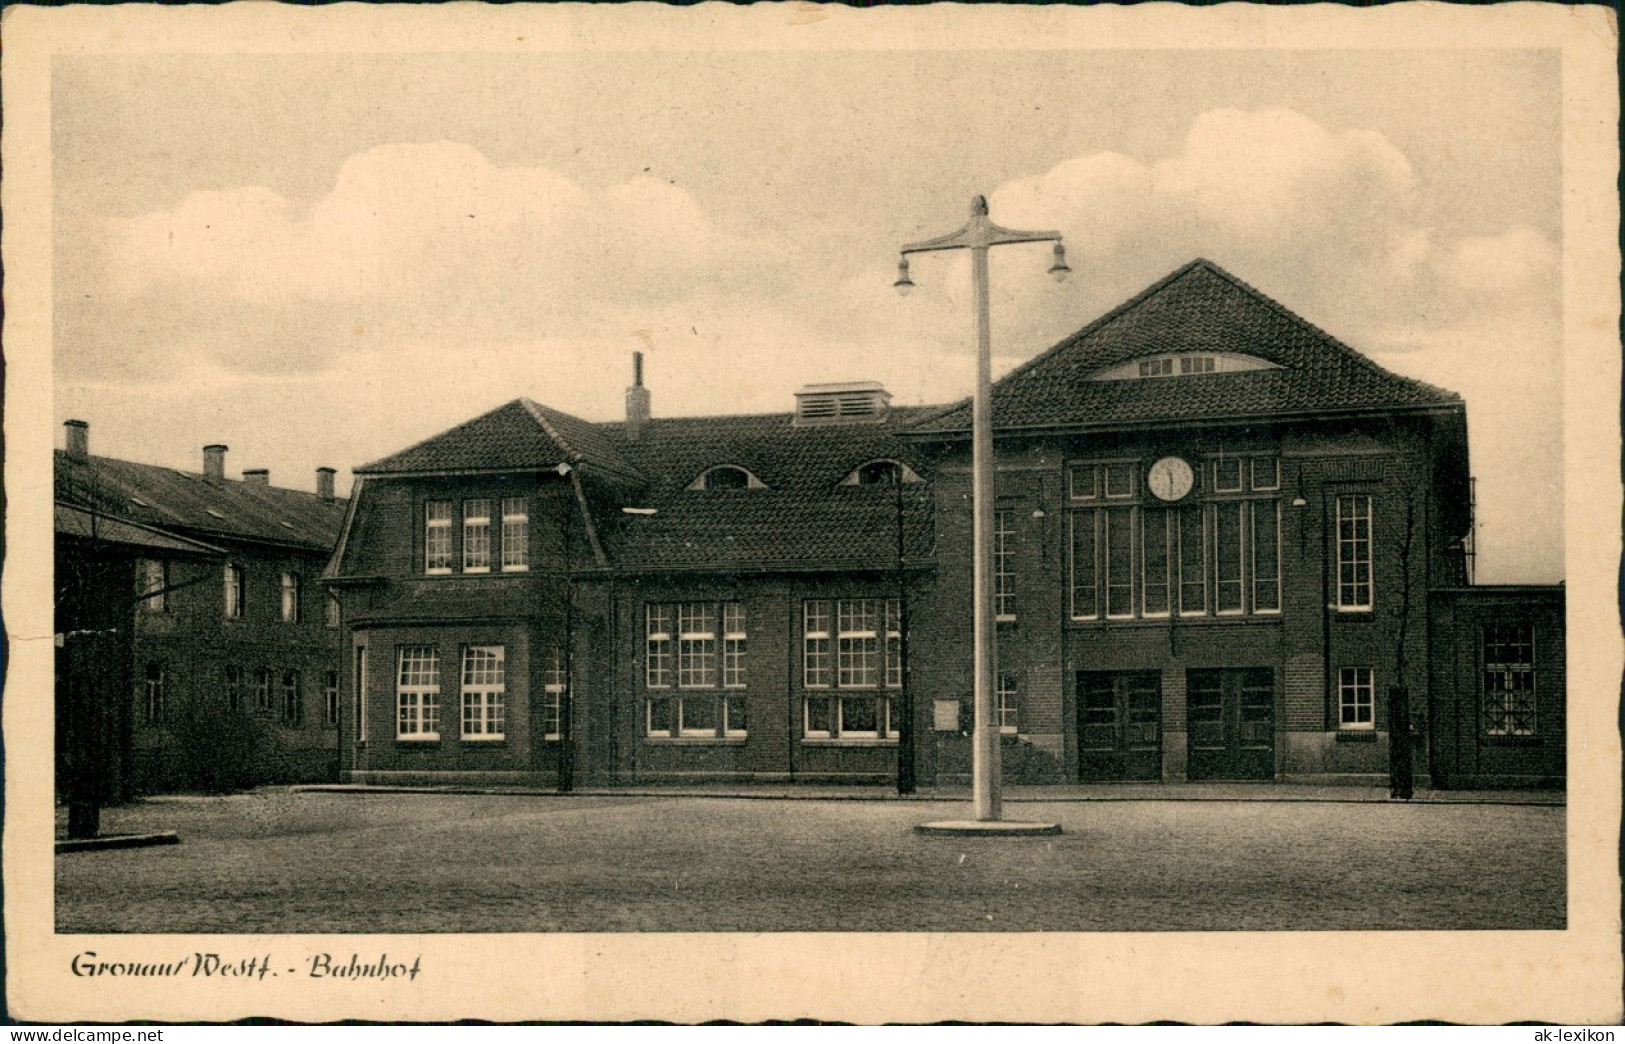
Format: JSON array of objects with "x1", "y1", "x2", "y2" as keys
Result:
[
  {"x1": 518, "y1": 398, "x2": 584, "y2": 464},
  {"x1": 356, "y1": 398, "x2": 535, "y2": 473},
  {"x1": 56, "y1": 450, "x2": 347, "y2": 502}
]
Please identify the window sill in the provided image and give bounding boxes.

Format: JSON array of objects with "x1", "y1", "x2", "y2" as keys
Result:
[
  {"x1": 1483, "y1": 734, "x2": 1543, "y2": 747},
  {"x1": 643, "y1": 736, "x2": 747, "y2": 745},
  {"x1": 801, "y1": 738, "x2": 899, "y2": 747},
  {"x1": 1333, "y1": 606, "x2": 1374, "y2": 615},
  {"x1": 1068, "y1": 616, "x2": 1283, "y2": 629},
  {"x1": 460, "y1": 736, "x2": 507, "y2": 744},
  {"x1": 1336, "y1": 729, "x2": 1378, "y2": 743},
  {"x1": 395, "y1": 737, "x2": 441, "y2": 746}
]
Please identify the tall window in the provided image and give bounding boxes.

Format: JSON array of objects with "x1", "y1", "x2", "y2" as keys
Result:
[
  {"x1": 353, "y1": 646, "x2": 368, "y2": 743},
  {"x1": 396, "y1": 646, "x2": 441, "y2": 740},
  {"x1": 225, "y1": 665, "x2": 244, "y2": 713},
  {"x1": 460, "y1": 645, "x2": 506, "y2": 740},
  {"x1": 281, "y1": 572, "x2": 301, "y2": 623},
  {"x1": 1483, "y1": 623, "x2": 1536, "y2": 736},
  {"x1": 142, "y1": 663, "x2": 165, "y2": 724},
  {"x1": 324, "y1": 670, "x2": 340, "y2": 727},
  {"x1": 282, "y1": 670, "x2": 303, "y2": 724},
  {"x1": 1336, "y1": 495, "x2": 1373, "y2": 610},
  {"x1": 501, "y1": 497, "x2": 529, "y2": 571},
  {"x1": 326, "y1": 593, "x2": 341, "y2": 628},
  {"x1": 1070, "y1": 458, "x2": 1279, "y2": 621},
  {"x1": 463, "y1": 499, "x2": 492, "y2": 573},
  {"x1": 645, "y1": 603, "x2": 746, "y2": 739},
  {"x1": 253, "y1": 667, "x2": 272, "y2": 715},
  {"x1": 998, "y1": 671, "x2": 1019, "y2": 734},
  {"x1": 138, "y1": 559, "x2": 167, "y2": 612},
  {"x1": 424, "y1": 501, "x2": 453, "y2": 574},
  {"x1": 223, "y1": 563, "x2": 244, "y2": 619},
  {"x1": 1339, "y1": 667, "x2": 1374, "y2": 730},
  {"x1": 542, "y1": 650, "x2": 567, "y2": 742},
  {"x1": 803, "y1": 598, "x2": 900, "y2": 740},
  {"x1": 994, "y1": 511, "x2": 1016, "y2": 620}
]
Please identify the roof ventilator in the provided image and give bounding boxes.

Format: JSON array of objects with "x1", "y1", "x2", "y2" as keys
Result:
[{"x1": 793, "y1": 382, "x2": 890, "y2": 426}]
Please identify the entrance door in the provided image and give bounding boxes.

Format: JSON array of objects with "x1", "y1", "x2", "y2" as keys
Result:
[
  {"x1": 1077, "y1": 671, "x2": 1162, "y2": 781},
  {"x1": 1186, "y1": 668, "x2": 1275, "y2": 780}
]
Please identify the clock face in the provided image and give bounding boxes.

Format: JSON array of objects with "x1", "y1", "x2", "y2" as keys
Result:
[{"x1": 1147, "y1": 456, "x2": 1195, "y2": 502}]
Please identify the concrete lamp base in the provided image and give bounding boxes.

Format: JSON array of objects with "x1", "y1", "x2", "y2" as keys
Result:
[{"x1": 916, "y1": 820, "x2": 1062, "y2": 837}]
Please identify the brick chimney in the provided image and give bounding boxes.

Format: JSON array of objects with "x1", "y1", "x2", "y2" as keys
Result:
[
  {"x1": 625, "y1": 351, "x2": 651, "y2": 442},
  {"x1": 243, "y1": 468, "x2": 269, "y2": 487},
  {"x1": 203, "y1": 444, "x2": 228, "y2": 480},
  {"x1": 64, "y1": 419, "x2": 89, "y2": 460},
  {"x1": 316, "y1": 467, "x2": 336, "y2": 503}
]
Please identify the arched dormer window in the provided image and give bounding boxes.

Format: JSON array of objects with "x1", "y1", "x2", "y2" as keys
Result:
[
  {"x1": 841, "y1": 459, "x2": 924, "y2": 487},
  {"x1": 687, "y1": 465, "x2": 767, "y2": 491},
  {"x1": 1089, "y1": 352, "x2": 1279, "y2": 381}
]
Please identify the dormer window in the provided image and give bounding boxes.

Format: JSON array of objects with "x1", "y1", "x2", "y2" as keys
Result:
[
  {"x1": 794, "y1": 382, "x2": 890, "y2": 426},
  {"x1": 1092, "y1": 353, "x2": 1278, "y2": 381},
  {"x1": 688, "y1": 465, "x2": 767, "y2": 491},
  {"x1": 842, "y1": 459, "x2": 924, "y2": 487}
]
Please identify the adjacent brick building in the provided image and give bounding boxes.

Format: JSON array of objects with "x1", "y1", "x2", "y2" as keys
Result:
[
  {"x1": 323, "y1": 259, "x2": 1565, "y2": 789},
  {"x1": 55, "y1": 422, "x2": 349, "y2": 793}
]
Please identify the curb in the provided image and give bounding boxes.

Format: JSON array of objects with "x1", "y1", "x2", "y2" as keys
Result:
[{"x1": 57, "y1": 832, "x2": 181, "y2": 854}]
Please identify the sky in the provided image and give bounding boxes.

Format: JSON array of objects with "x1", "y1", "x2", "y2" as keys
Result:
[{"x1": 51, "y1": 47, "x2": 1563, "y2": 582}]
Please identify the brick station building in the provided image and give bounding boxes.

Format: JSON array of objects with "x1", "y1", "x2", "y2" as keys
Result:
[{"x1": 324, "y1": 259, "x2": 1565, "y2": 789}]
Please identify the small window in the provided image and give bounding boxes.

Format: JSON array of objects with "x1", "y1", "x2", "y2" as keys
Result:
[
  {"x1": 687, "y1": 466, "x2": 765, "y2": 491},
  {"x1": 225, "y1": 665, "x2": 244, "y2": 713},
  {"x1": 282, "y1": 669, "x2": 303, "y2": 724},
  {"x1": 223, "y1": 564, "x2": 244, "y2": 619},
  {"x1": 1336, "y1": 495, "x2": 1374, "y2": 611},
  {"x1": 1179, "y1": 355, "x2": 1216, "y2": 374},
  {"x1": 142, "y1": 663, "x2": 166, "y2": 724},
  {"x1": 542, "y1": 651, "x2": 568, "y2": 742},
  {"x1": 1213, "y1": 458, "x2": 1244, "y2": 493},
  {"x1": 137, "y1": 559, "x2": 167, "y2": 613},
  {"x1": 253, "y1": 667, "x2": 273, "y2": 715},
  {"x1": 326, "y1": 593, "x2": 341, "y2": 629},
  {"x1": 424, "y1": 501, "x2": 453, "y2": 574},
  {"x1": 280, "y1": 572, "x2": 301, "y2": 623},
  {"x1": 324, "y1": 670, "x2": 340, "y2": 727},
  {"x1": 463, "y1": 499, "x2": 492, "y2": 573},
  {"x1": 843, "y1": 459, "x2": 924, "y2": 487},
  {"x1": 501, "y1": 498, "x2": 530, "y2": 572},
  {"x1": 1484, "y1": 623, "x2": 1536, "y2": 737},
  {"x1": 997, "y1": 671, "x2": 1019, "y2": 734},
  {"x1": 1339, "y1": 667, "x2": 1375, "y2": 730},
  {"x1": 1103, "y1": 464, "x2": 1136, "y2": 499},
  {"x1": 1138, "y1": 358, "x2": 1174, "y2": 377},
  {"x1": 994, "y1": 511, "x2": 1016, "y2": 620},
  {"x1": 1251, "y1": 457, "x2": 1280, "y2": 492}
]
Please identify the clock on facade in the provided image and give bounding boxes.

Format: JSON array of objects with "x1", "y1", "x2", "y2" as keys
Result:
[{"x1": 1147, "y1": 456, "x2": 1195, "y2": 502}]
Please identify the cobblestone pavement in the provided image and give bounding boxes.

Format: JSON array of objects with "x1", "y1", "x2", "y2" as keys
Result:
[{"x1": 56, "y1": 791, "x2": 1564, "y2": 933}]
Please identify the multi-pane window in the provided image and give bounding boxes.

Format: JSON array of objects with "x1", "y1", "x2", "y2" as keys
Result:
[
  {"x1": 463, "y1": 499, "x2": 492, "y2": 573},
  {"x1": 282, "y1": 669, "x2": 303, "y2": 724},
  {"x1": 1339, "y1": 667, "x2": 1375, "y2": 730},
  {"x1": 501, "y1": 498, "x2": 529, "y2": 571},
  {"x1": 1336, "y1": 495, "x2": 1373, "y2": 610},
  {"x1": 995, "y1": 511, "x2": 1016, "y2": 620},
  {"x1": 803, "y1": 598, "x2": 901, "y2": 740},
  {"x1": 998, "y1": 671, "x2": 1019, "y2": 734},
  {"x1": 1483, "y1": 623, "x2": 1536, "y2": 737},
  {"x1": 645, "y1": 603, "x2": 747, "y2": 739},
  {"x1": 223, "y1": 563, "x2": 244, "y2": 619},
  {"x1": 225, "y1": 664, "x2": 244, "y2": 713},
  {"x1": 142, "y1": 663, "x2": 165, "y2": 724},
  {"x1": 281, "y1": 572, "x2": 301, "y2": 623},
  {"x1": 326, "y1": 593, "x2": 341, "y2": 629},
  {"x1": 542, "y1": 650, "x2": 567, "y2": 741},
  {"x1": 138, "y1": 559, "x2": 167, "y2": 612},
  {"x1": 324, "y1": 670, "x2": 340, "y2": 727},
  {"x1": 425, "y1": 501, "x2": 453, "y2": 574},
  {"x1": 253, "y1": 667, "x2": 273, "y2": 715},
  {"x1": 396, "y1": 645, "x2": 441, "y2": 740},
  {"x1": 460, "y1": 645, "x2": 506, "y2": 740},
  {"x1": 1070, "y1": 458, "x2": 1279, "y2": 620},
  {"x1": 1138, "y1": 358, "x2": 1173, "y2": 377}
]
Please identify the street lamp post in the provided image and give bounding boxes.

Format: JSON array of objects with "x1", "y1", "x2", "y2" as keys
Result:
[{"x1": 898, "y1": 195, "x2": 1069, "y2": 829}]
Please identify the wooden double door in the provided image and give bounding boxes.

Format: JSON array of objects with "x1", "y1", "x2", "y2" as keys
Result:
[
  {"x1": 1077, "y1": 671, "x2": 1163, "y2": 781},
  {"x1": 1186, "y1": 668, "x2": 1276, "y2": 780}
]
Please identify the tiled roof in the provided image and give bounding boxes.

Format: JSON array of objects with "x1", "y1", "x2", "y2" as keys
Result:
[
  {"x1": 54, "y1": 452, "x2": 347, "y2": 553},
  {"x1": 54, "y1": 503, "x2": 226, "y2": 557},
  {"x1": 596, "y1": 409, "x2": 937, "y2": 572},
  {"x1": 911, "y1": 259, "x2": 1462, "y2": 436},
  {"x1": 355, "y1": 398, "x2": 640, "y2": 480}
]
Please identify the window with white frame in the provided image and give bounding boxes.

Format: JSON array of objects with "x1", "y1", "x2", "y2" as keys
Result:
[
  {"x1": 501, "y1": 497, "x2": 530, "y2": 571},
  {"x1": 326, "y1": 592, "x2": 341, "y2": 628},
  {"x1": 1069, "y1": 457, "x2": 1279, "y2": 621},
  {"x1": 1483, "y1": 623, "x2": 1536, "y2": 737},
  {"x1": 645, "y1": 602, "x2": 747, "y2": 739},
  {"x1": 223, "y1": 563, "x2": 244, "y2": 619},
  {"x1": 463, "y1": 499, "x2": 492, "y2": 573},
  {"x1": 281, "y1": 572, "x2": 301, "y2": 623},
  {"x1": 425, "y1": 501, "x2": 453, "y2": 574},
  {"x1": 324, "y1": 670, "x2": 340, "y2": 727},
  {"x1": 142, "y1": 663, "x2": 165, "y2": 724},
  {"x1": 138, "y1": 558, "x2": 167, "y2": 612},
  {"x1": 253, "y1": 667, "x2": 272, "y2": 715},
  {"x1": 803, "y1": 598, "x2": 900, "y2": 740},
  {"x1": 995, "y1": 511, "x2": 1016, "y2": 620},
  {"x1": 282, "y1": 669, "x2": 303, "y2": 724},
  {"x1": 542, "y1": 650, "x2": 567, "y2": 741},
  {"x1": 460, "y1": 645, "x2": 506, "y2": 740},
  {"x1": 1336, "y1": 495, "x2": 1373, "y2": 610},
  {"x1": 998, "y1": 671, "x2": 1019, "y2": 734},
  {"x1": 396, "y1": 645, "x2": 441, "y2": 740},
  {"x1": 225, "y1": 664, "x2": 244, "y2": 713},
  {"x1": 1338, "y1": 667, "x2": 1374, "y2": 730}
]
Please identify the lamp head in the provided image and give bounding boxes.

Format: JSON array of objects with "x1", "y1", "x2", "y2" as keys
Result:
[
  {"x1": 1048, "y1": 241, "x2": 1072, "y2": 283},
  {"x1": 893, "y1": 256, "x2": 915, "y2": 296}
]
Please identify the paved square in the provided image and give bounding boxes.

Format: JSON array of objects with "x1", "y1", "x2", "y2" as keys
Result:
[{"x1": 56, "y1": 792, "x2": 1564, "y2": 933}]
